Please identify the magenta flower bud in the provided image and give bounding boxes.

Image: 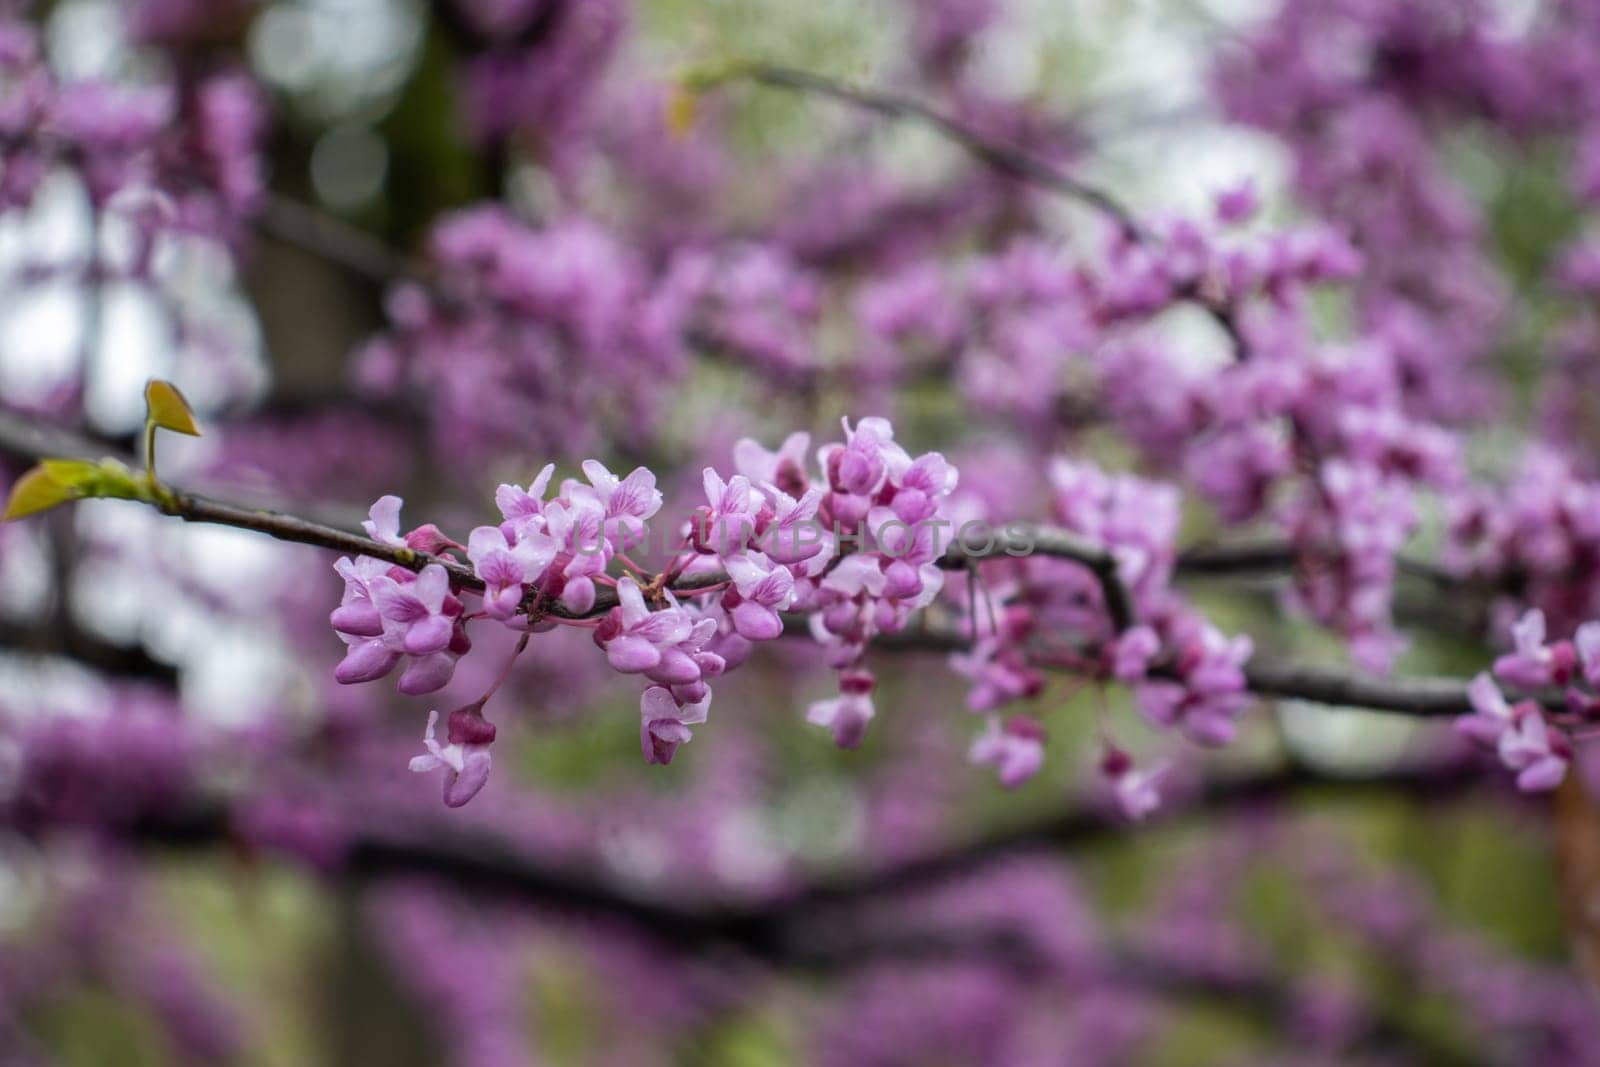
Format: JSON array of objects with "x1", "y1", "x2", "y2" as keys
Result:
[
  {"x1": 839, "y1": 669, "x2": 875, "y2": 695},
  {"x1": 593, "y1": 609, "x2": 623, "y2": 647},
  {"x1": 404, "y1": 523, "x2": 454, "y2": 554},
  {"x1": 882, "y1": 560, "x2": 923, "y2": 600},
  {"x1": 822, "y1": 601, "x2": 857, "y2": 633},
  {"x1": 330, "y1": 602, "x2": 383, "y2": 637},
  {"x1": 1100, "y1": 746, "x2": 1132, "y2": 777},
  {"x1": 561, "y1": 576, "x2": 596, "y2": 614},
  {"x1": 398, "y1": 653, "x2": 455, "y2": 695},
  {"x1": 731, "y1": 601, "x2": 782, "y2": 641},
  {"x1": 825, "y1": 447, "x2": 847, "y2": 492},
  {"x1": 335, "y1": 639, "x2": 400, "y2": 684},
  {"x1": 447, "y1": 711, "x2": 497, "y2": 746},
  {"x1": 891, "y1": 488, "x2": 931, "y2": 523},
  {"x1": 672, "y1": 680, "x2": 709, "y2": 705},
  {"x1": 689, "y1": 505, "x2": 715, "y2": 552},
  {"x1": 647, "y1": 648, "x2": 702, "y2": 686},
  {"x1": 606, "y1": 636, "x2": 662, "y2": 673}
]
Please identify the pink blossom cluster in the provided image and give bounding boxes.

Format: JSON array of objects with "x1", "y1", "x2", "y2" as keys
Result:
[
  {"x1": 327, "y1": 417, "x2": 1256, "y2": 817},
  {"x1": 0, "y1": 17, "x2": 265, "y2": 233},
  {"x1": 1447, "y1": 450, "x2": 1600, "y2": 636},
  {"x1": 948, "y1": 457, "x2": 1252, "y2": 814},
  {"x1": 674, "y1": 244, "x2": 823, "y2": 380},
  {"x1": 331, "y1": 418, "x2": 975, "y2": 805},
  {"x1": 354, "y1": 207, "x2": 691, "y2": 463},
  {"x1": 453, "y1": 0, "x2": 626, "y2": 170},
  {"x1": 1456, "y1": 609, "x2": 1597, "y2": 792}
]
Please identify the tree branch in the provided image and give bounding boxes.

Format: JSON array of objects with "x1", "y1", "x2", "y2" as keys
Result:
[
  {"x1": 866, "y1": 619, "x2": 1535, "y2": 717},
  {"x1": 722, "y1": 63, "x2": 1147, "y2": 242},
  {"x1": 1177, "y1": 540, "x2": 1467, "y2": 592},
  {"x1": 0, "y1": 618, "x2": 177, "y2": 684},
  {"x1": 767, "y1": 759, "x2": 1485, "y2": 914},
  {"x1": 4, "y1": 408, "x2": 1510, "y2": 719},
  {"x1": 714, "y1": 63, "x2": 1246, "y2": 353},
  {"x1": 39, "y1": 758, "x2": 1486, "y2": 962},
  {"x1": 256, "y1": 193, "x2": 423, "y2": 287}
]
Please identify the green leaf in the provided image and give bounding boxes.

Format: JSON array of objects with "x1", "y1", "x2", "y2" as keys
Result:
[
  {"x1": 39, "y1": 457, "x2": 105, "y2": 486},
  {"x1": 144, "y1": 379, "x2": 201, "y2": 436},
  {"x1": 3, "y1": 465, "x2": 77, "y2": 520},
  {"x1": 3, "y1": 457, "x2": 148, "y2": 521},
  {"x1": 43, "y1": 458, "x2": 143, "y2": 500}
]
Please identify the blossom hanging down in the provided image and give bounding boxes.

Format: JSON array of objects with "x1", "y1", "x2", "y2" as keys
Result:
[
  {"x1": 409, "y1": 709, "x2": 497, "y2": 808},
  {"x1": 1456, "y1": 609, "x2": 1587, "y2": 794},
  {"x1": 969, "y1": 715, "x2": 1046, "y2": 789}
]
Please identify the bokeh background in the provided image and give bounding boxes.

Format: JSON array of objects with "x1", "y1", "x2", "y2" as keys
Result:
[{"x1": 2, "y1": 0, "x2": 1598, "y2": 1064}]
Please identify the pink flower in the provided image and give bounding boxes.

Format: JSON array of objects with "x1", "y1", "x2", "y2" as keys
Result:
[
  {"x1": 1101, "y1": 747, "x2": 1169, "y2": 821},
  {"x1": 733, "y1": 431, "x2": 811, "y2": 497},
  {"x1": 1460, "y1": 672, "x2": 1572, "y2": 793},
  {"x1": 573, "y1": 459, "x2": 661, "y2": 546},
  {"x1": 640, "y1": 685, "x2": 709, "y2": 765},
  {"x1": 467, "y1": 524, "x2": 555, "y2": 620},
  {"x1": 722, "y1": 553, "x2": 795, "y2": 641},
  {"x1": 1214, "y1": 180, "x2": 1259, "y2": 224},
  {"x1": 371, "y1": 564, "x2": 456, "y2": 656},
  {"x1": 1456, "y1": 673, "x2": 1513, "y2": 745},
  {"x1": 1492, "y1": 609, "x2": 1576, "y2": 689},
  {"x1": 598, "y1": 579, "x2": 691, "y2": 671},
  {"x1": 362, "y1": 494, "x2": 407, "y2": 547},
  {"x1": 543, "y1": 494, "x2": 610, "y2": 612},
  {"x1": 1109, "y1": 625, "x2": 1160, "y2": 681},
  {"x1": 890, "y1": 451, "x2": 958, "y2": 524},
  {"x1": 1495, "y1": 708, "x2": 1570, "y2": 793},
  {"x1": 1576, "y1": 621, "x2": 1600, "y2": 689},
  {"x1": 495, "y1": 464, "x2": 557, "y2": 533},
  {"x1": 694, "y1": 468, "x2": 761, "y2": 555},
  {"x1": 807, "y1": 669, "x2": 876, "y2": 749},
  {"x1": 950, "y1": 637, "x2": 1044, "y2": 712},
  {"x1": 333, "y1": 629, "x2": 401, "y2": 685},
  {"x1": 820, "y1": 416, "x2": 907, "y2": 498},
  {"x1": 331, "y1": 561, "x2": 464, "y2": 696},
  {"x1": 408, "y1": 709, "x2": 496, "y2": 808},
  {"x1": 330, "y1": 555, "x2": 389, "y2": 638},
  {"x1": 1134, "y1": 619, "x2": 1252, "y2": 745},
  {"x1": 753, "y1": 482, "x2": 827, "y2": 565},
  {"x1": 969, "y1": 715, "x2": 1046, "y2": 788}
]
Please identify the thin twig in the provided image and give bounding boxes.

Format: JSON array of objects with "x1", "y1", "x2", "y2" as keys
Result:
[
  {"x1": 727, "y1": 63, "x2": 1146, "y2": 242},
  {"x1": 1, "y1": 412, "x2": 1507, "y2": 719},
  {"x1": 717, "y1": 63, "x2": 1246, "y2": 353}
]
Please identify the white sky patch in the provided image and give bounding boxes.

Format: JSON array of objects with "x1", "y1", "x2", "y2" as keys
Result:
[
  {"x1": 181, "y1": 627, "x2": 299, "y2": 728},
  {"x1": 45, "y1": 0, "x2": 128, "y2": 81},
  {"x1": 0, "y1": 522, "x2": 52, "y2": 619},
  {"x1": 0, "y1": 281, "x2": 83, "y2": 398},
  {"x1": 249, "y1": 0, "x2": 424, "y2": 120},
  {"x1": 84, "y1": 283, "x2": 172, "y2": 431},
  {"x1": 1279, "y1": 701, "x2": 1423, "y2": 774}
]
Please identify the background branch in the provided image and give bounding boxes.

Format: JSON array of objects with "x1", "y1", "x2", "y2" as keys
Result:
[{"x1": 19, "y1": 758, "x2": 1485, "y2": 959}]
